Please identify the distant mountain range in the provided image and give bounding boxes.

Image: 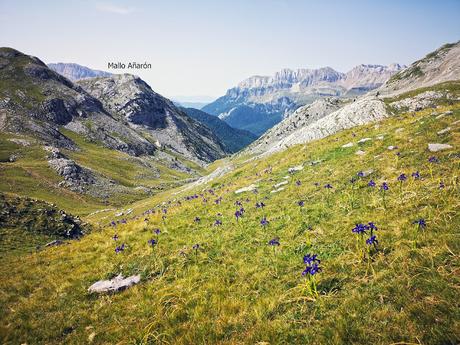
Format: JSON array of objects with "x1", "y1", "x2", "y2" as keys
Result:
[
  {"x1": 203, "y1": 63, "x2": 406, "y2": 135},
  {"x1": 48, "y1": 62, "x2": 112, "y2": 81}
]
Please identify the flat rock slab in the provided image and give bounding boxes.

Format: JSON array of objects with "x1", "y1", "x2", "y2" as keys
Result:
[
  {"x1": 358, "y1": 138, "x2": 372, "y2": 144},
  {"x1": 342, "y1": 142, "x2": 354, "y2": 148},
  {"x1": 270, "y1": 187, "x2": 285, "y2": 193},
  {"x1": 428, "y1": 143, "x2": 453, "y2": 152},
  {"x1": 235, "y1": 184, "x2": 258, "y2": 194},
  {"x1": 288, "y1": 165, "x2": 304, "y2": 173},
  {"x1": 355, "y1": 150, "x2": 366, "y2": 155},
  {"x1": 273, "y1": 181, "x2": 288, "y2": 188},
  {"x1": 88, "y1": 274, "x2": 141, "y2": 294},
  {"x1": 437, "y1": 127, "x2": 451, "y2": 135}
]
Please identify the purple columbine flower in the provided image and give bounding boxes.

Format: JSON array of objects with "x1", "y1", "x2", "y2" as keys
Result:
[
  {"x1": 148, "y1": 238, "x2": 157, "y2": 247},
  {"x1": 412, "y1": 171, "x2": 421, "y2": 179},
  {"x1": 397, "y1": 173, "x2": 407, "y2": 181},
  {"x1": 194, "y1": 216, "x2": 201, "y2": 222},
  {"x1": 214, "y1": 219, "x2": 222, "y2": 226},
  {"x1": 296, "y1": 180, "x2": 302, "y2": 186},
  {"x1": 367, "y1": 222, "x2": 378, "y2": 231},
  {"x1": 366, "y1": 235, "x2": 378, "y2": 246},
  {"x1": 324, "y1": 184, "x2": 333, "y2": 189},
  {"x1": 162, "y1": 208, "x2": 167, "y2": 214},
  {"x1": 380, "y1": 182, "x2": 389, "y2": 191},
  {"x1": 192, "y1": 243, "x2": 200, "y2": 250},
  {"x1": 439, "y1": 181, "x2": 445, "y2": 189},
  {"x1": 428, "y1": 156, "x2": 439, "y2": 163},
  {"x1": 368, "y1": 180, "x2": 376, "y2": 187},
  {"x1": 302, "y1": 258, "x2": 322, "y2": 276},
  {"x1": 235, "y1": 200, "x2": 242, "y2": 206},
  {"x1": 298, "y1": 200, "x2": 305, "y2": 207},
  {"x1": 268, "y1": 237, "x2": 280, "y2": 246},
  {"x1": 260, "y1": 217, "x2": 269, "y2": 226},
  {"x1": 112, "y1": 234, "x2": 119, "y2": 241},
  {"x1": 153, "y1": 229, "x2": 161, "y2": 235},
  {"x1": 357, "y1": 171, "x2": 365, "y2": 177},
  {"x1": 110, "y1": 221, "x2": 116, "y2": 227}
]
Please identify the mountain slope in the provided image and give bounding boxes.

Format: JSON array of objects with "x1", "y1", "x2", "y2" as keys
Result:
[
  {"x1": 77, "y1": 74, "x2": 227, "y2": 162},
  {"x1": 0, "y1": 47, "x2": 155, "y2": 156},
  {"x1": 1, "y1": 83, "x2": 458, "y2": 344},
  {"x1": 181, "y1": 107, "x2": 257, "y2": 153},
  {"x1": 48, "y1": 62, "x2": 112, "y2": 81},
  {"x1": 203, "y1": 64, "x2": 405, "y2": 134}
]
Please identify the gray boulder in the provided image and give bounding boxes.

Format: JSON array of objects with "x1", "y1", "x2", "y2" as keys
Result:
[{"x1": 88, "y1": 274, "x2": 141, "y2": 294}]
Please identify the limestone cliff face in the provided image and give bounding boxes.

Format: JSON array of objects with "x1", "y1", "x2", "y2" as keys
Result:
[
  {"x1": 78, "y1": 74, "x2": 227, "y2": 162},
  {"x1": 203, "y1": 64, "x2": 404, "y2": 135}
]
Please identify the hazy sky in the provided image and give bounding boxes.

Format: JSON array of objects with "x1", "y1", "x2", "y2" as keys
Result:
[{"x1": 1, "y1": 0, "x2": 459, "y2": 101}]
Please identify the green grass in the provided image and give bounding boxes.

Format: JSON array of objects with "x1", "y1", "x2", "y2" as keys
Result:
[{"x1": 1, "y1": 91, "x2": 459, "y2": 344}]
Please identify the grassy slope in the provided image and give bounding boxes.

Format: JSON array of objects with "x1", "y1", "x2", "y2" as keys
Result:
[{"x1": 1, "y1": 88, "x2": 459, "y2": 344}]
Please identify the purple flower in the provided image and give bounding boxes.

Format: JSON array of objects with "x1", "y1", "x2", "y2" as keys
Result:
[
  {"x1": 324, "y1": 183, "x2": 333, "y2": 189},
  {"x1": 194, "y1": 216, "x2": 201, "y2": 223},
  {"x1": 296, "y1": 180, "x2": 302, "y2": 186},
  {"x1": 256, "y1": 202, "x2": 266, "y2": 209},
  {"x1": 112, "y1": 234, "x2": 119, "y2": 241},
  {"x1": 268, "y1": 237, "x2": 280, "y2": 246},
  {"x1": 366, "y1": 235, "x2": 378, "y2": 246},
  {"x1": 380, "y1": 182, "x2": 389, "y2": 191},
  {"x1": 428, "y1": 156, "x2": 439, "y2": 163},
  {"x1": 235, "y1": 210, "x2": 243, "y2": 220},
  {"x1": 352, "y1": 223, "x2": 368, "y2": 235},
  {"x1": 397, "y1": 173, "x2": 407, "y2": 181},
  {"x1": 235, "y1": 200, "x2": 242, "y2": 206},
  {"x1": 214, "y1": 219, "x2": 222, "y2": 226},
  {"x1": 413, "y1": 218, "x2": 426, "y2": 229},
  {"x1": 260, "y1": 217, "x2": 269, "y2": 226},
  {"x1": 298, "y1": 200, "x2": 305, "y2": 207},
  {"x1": 303, "y1": 254, "x2": 320, "y2": 265},
  {"x1": 367, "y1": 222, "x2": 378, "y2": 231},
  {"x1": 153, "y1": 229, "x2": 161, "y2": 235},
  {"x1": 357, "y1": 171, "x2": 365, "y2": 177},
  {"x1": 368, "y1": 180, "x2": 376, "y2": 187},
  {"x1": 110, "y1": 221, "x2": 116, "y2": 227},
  {"x1": 411, "y1": 171, "x2": 421, "y2": 179},
  {"x1": 148, "y1": 238, "x2": 157, "y2": 247},
  {"x1": 192, "y1": 243, "x2": 200, "y2": 250},
  {"x1": 115, "y1": 243, "x2": 125, "y2": 253},
  {"x1": 439, "y1": 181, "x2": 445, "y2": 189},
  {"x1": 162, "y1": 208, "x2": 167, "y2": 214}
]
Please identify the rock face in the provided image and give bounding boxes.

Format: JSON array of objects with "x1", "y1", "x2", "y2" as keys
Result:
[
  {"x1": 203, "y1": 64, "x2": 405, "y2": 134},
  {"x1": 88, "y1": 274, "x2": 141, "y2": 294},
  {"x1": 382, "y1": 41, "x2": 460, "y2": 96},
  {"x1": 0, "y1": 47, "x2": 155, "y2": 156},
  {"x1": 245, "y1": 98, "x2": 344, "y2": 155},
  {"x1": 78, "y1": 74, "x2": 227, "y2": 163},
  {"x1": 181, "y1": 107, "x2": 257, "y2": 153},
  {"x1": 1, "y1": 48, "x2": 227, "y2": 164},
  {"x1": 48, "y1": 62, "x2": 112, "y2": 81}
]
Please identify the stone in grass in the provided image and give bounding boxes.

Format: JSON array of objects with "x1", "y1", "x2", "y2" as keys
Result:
[
  {"x1": 88, "y1": 274, "x2": 141, "y2": 294},
  {"x1": 358, "y1": 138, "x2": 372, "y2": 144},
  {"x1": 355, "y1": 150, "x2": 366, "y2": 156},
  {"x1": 288, "y1": 165, "x2": 304, "y2": 173},
  {"x1": 270, "y1": 187, "x2": 285, "y2": 193},
  {"x1": 45, "y1": 240, "x2": 66, "y2": 247},
  {"x1": 235, "y1": 184, "x2": 258, "y2": 194},
  {"x1": 376, "y1": 135, "x2": 385, "y2": 140},
  {"x1": 437, "y1": 127, "x2": 451, "y2": 135},
  {"x1": 361, "y1": 169, "x2": 374, "y2": 177},
  {"x1": 273, "y1": 180, "x2": 288, "y2": 188},
  {"x1": 428, "y1": 143, "x2": 453, "y2": 152},
  {"x1": 342, "y1": 142, "x2": 354, "y2": 148},
  {"x1": 388, "y1": 145, "x2": 398, "y2": 150}
]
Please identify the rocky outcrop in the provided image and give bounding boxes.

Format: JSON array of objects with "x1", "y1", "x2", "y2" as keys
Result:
[
  {"x1": 78, "y1": 74, "x2": 227, "y2": 163},
  {"x1": 88, "y1": 274, "x2": 141, "y2": 294}
]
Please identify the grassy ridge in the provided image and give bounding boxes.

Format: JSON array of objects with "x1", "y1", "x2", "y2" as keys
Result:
[{"x1": 0, "y1": 91, "x2": 459, "y2": 344}]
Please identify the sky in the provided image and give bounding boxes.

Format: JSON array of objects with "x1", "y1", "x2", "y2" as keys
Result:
[{"x1": 1, "y1": 0, "x2": 459, "y2": 101}]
